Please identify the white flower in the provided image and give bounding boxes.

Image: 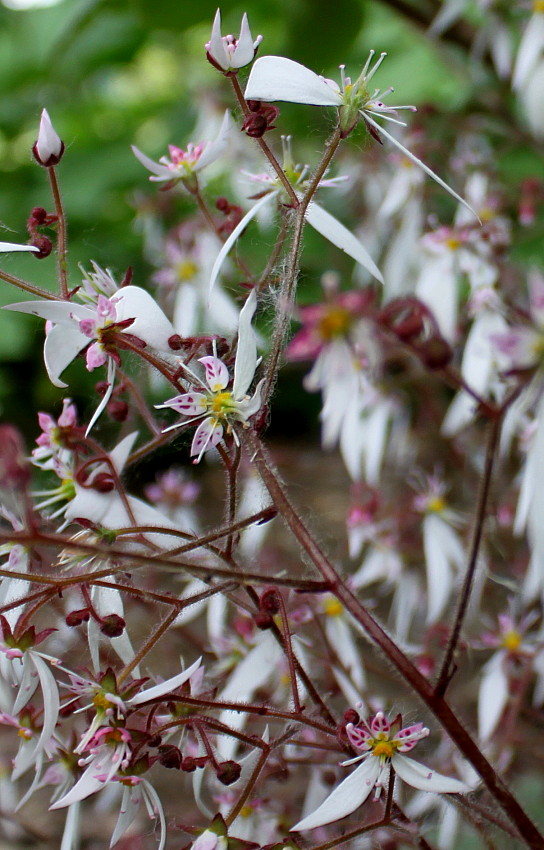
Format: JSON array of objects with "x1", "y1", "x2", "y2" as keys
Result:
[
  {"x1": 132, "y1": 111, "x2": 231, "y2": 186},
  {"x1": 4, "y1": 285, "x2": 177, "y2": 433},
  {"x1": 33, "y1": 108, "x2": 64, "y2": 167},
  {"x1": 158, "y1": 290, "x2": 263, "y2": 462},
  {"x1": 245, "y1": 54, "x2": 477, "y2": 217},
  {"x1": 209, "y1": 136, "x2": 383, "y2": 292},
  {"x1": 292, "y1": 711, "x2": 471, "y2": 831},
  {"x1": 206, "y1": 9, "x2": 262, "y2": 72}
]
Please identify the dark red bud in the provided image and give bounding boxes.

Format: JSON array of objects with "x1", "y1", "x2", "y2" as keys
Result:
[
  {"x1": 343, "y1": 708, "x2": 360, "y2": 725},
  {"x1": 158, "y1": 744, "x2": 182, "y2": 769},
  {"x1": 260, "y1": 588, "x2": 280, "y2": 615},
  {"x1": 168, "y1": 334, "x2": 184, "y2": 350},
  {"x1": 415, "y1": 336, "x2": 452, "y2": 370},
  {"x1": 216, "y1": 196, "x2": 230, "y2": 212},
  {"x1": 107, "y1": 399, "x2": 129, "y2": 422},
  {"x1": 31, "y1": 235, "x2": 53, "y2": 259},
  {"x1": 0, "y1": 425, "x2": 30, "y2": 487},
  {"x1": 100, "y1": 614, "x2": 125, "y2": 637},
  {"x1": 254, "y1": 612, "x2": 273, "y2": 630},
  {"x1": 65, "y1": 608, "x2": 90, "y2": 627},
  {"x1": 215, "y1": 760, "x2": 241, "y2": 785}
]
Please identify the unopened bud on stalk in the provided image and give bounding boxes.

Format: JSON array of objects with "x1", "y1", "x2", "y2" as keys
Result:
[{"x1": 32, "y1": 109, "x2": 64, "y2": 167}]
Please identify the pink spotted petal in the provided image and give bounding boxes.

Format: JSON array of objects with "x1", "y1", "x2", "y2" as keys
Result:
[
  {"x1": 346, "y1": 722, "x2": 372, "y2": 752},
  {"x1": 198, "y1": 356, "x2": 229, "y2": 392},
  {"x1": 396, "y1": 723, "x2": 429, "y2": 752},
  {"x1": 85, "y1": 342, "x2": 108, "y2": 371},
  {"x1": 370, "y1": 711, "x2": 390, "y2": 736},
  {"x1": 190, "y1": 418, "x2": 224, "y2": 461},
  {"x1": 163, "y1": 393, "x2": 207, "y2": 417}
]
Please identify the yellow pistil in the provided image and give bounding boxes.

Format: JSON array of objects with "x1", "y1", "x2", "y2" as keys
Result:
[
  {"x1": 445, "y1": 237, "x2": 461, "y2": 250},
  {"x1": 427, "y1": 496, "x2": 446, "y2": 514},
  {"x1": 324, "y1": 598, "x2": 343, "y2": 617},
  {"x1": 534, "y1": 0, "x2": 544, "y2": 12},
  {"x1": 239, "y1": 805, "x2": 253, "y2": 818},
  {"x1": 209, "y1": 391, "x2": 235, "y2": 417},
  {"x1": 371, "y1": 740, "x2": 395, "y2": 758},
  {"x1": 18, "y1": 728, "x2": 33, "y2": 740},
  {"x1": 176, "y1": 260, "x2": 198, "y2": 281},
  {"x1": 318, "y1": 307, "x2": 352, "y2": 340},
  {"x1": 502, "y1": 630, "x2": 522, "y2": 652},
  {"x1": 93, "y1": 692, "x2": 115, "y2": 711}
]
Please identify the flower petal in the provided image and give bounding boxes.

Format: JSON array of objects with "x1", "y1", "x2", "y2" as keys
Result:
[
  {"x1": 208, "y1": 192, "x2": 275, "y2": 294},
  {"x1": 305, "y1": 202, "x2": 384, "y2": 283},
  {"x1": 363, "y1": 114, "x2": 479, "y2": 222},
  {"x1": 233, "y1": 289, "x2": 258, "y2": 399},
  {"x1": 0, "y1": 241, "x2": 39, "y2": 253},
  {"x1": 245, "y1": 56, "x2": 342, "y2": 106},
  {"x1": 3, "y1": 300, "x2": 92, "y2": 322},
  {"x1": 478, "y1": 653, "x2": 509, "y2": 741},
  {"x1": 129, "y1": 656, "x2": 202, "y2": 705},
  {"x1": 43, "y1": 323, "x2": 89, "y2": 388},
  {"x1": 190, "y1": 417, "x2": 223, "y2": 460},
  {"x1": 232, "y1": 13, "x2": 258, "y2": 68},
  {"x1": 291, "y1": 757, "x2": 380, "y2": 830},
  {"x1": 198, "y1": 356, "x2": 229, "y2": 392},
  {"x1": 195, "y1": 110, "x2": 231, "y2": 172},
  {"x1": 115, "y1": 286, "x2": 175, "y2": 351},
  {"x1": 160, "y1": 392, "x2": 207, "y2": 416},
  {"x1": 131, "y1": 146, "x2": 174, "y2": 180},
  {"x1": 392, "y1": 754, "x2": 472, "y2": 794},
  {"x1": 207, "y1": 8, "x2": 228, "y2": 70}
]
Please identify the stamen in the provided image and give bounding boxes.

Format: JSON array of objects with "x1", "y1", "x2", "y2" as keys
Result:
[
  {"x1": 361, "y1": 50, "x2": 375, "y2": 79},
  {"x1": 366, "y1": 51, "x2": 387, "y2": 84}
]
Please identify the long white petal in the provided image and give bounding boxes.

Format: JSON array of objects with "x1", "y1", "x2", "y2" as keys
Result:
[
  {"x1": 291, "y1": 758, "x2": 380, "y2": 830},
  {"x1": 0, "y1": 241, "x2": 39, "y2": 253},
  {"x1": 478, "y1": 653, "x2": 509, "y2": 741},
  {"x1": 3, "y1": 300, "x2": 93, "y2": 322},
  {"x1": 305, "y1": 202, "x2": 384, "y2": 283},
  {"x1": 245, "y1": 56, "x2": 342, "y2": 106},
  {"x1": 207, "y1": 8, "x2": 228, "y2": 69},
  {"x1": 196, "y1": 110, "x2": 232, "y2": 172},
  {"x1": 363, "y1": 114, "x2": 480, "y2": 222},
  {"x1": 43, "y1": 323, "x2": 89, "y2": 388},
  {"x1": 208, "y1": 192, "x2": 275, "y2": 294},
  {"x1": 392, "y1": 754, "x2": 472, "y2": 794},
  {"x1": 232, "y1": 13, "x2": 257, "y2": 67},
  {"x1": 131, "y1": 146, "x2": 173, "y2": 180},
  {"x1": 115, "y1": 285, "x2": 175, "y2": 351},
  {"x1": 129, "y1": 657, "x2": 202, "y2": 705},
  {"x1": 233, "y1": 289, "x2": 257, "y2": 399}
]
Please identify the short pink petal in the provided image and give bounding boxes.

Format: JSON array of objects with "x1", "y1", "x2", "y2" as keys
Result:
[
  {"x1": 198, "y1": 356, "x2": 229, "y2": 392},
  {"x1": 190, "y1": 418, "x2": 224, "y2": 460}
]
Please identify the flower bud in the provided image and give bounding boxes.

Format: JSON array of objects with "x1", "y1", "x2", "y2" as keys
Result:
[
  {"x1": 215, "y1": 760, "x2": 241, "y2": 785},
  {"x1": 0, "y1": 425, "x2": 30, "y2": 488},
  {"x1": 100, "y1": 614, "x2": 126, "y2": 637},
  {"x1": 32, "y1": 109, "x2": 64, "y2": 167}
]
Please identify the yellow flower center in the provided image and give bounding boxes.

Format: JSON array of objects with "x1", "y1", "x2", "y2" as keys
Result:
[
  {"x1": 372, "y1": 741, "x2": 395, "y2": 758},
  {"x1": 318, "y1": 307, "x2": 352, "y2": 340},
  {"x1": 209, "y1": 391, "x2": 236, "y2": 418},
  {"x1": 323, "y1": 598, "x2": 344, "y2": 617},
  {"x1": 93, "y1": 692, "x2": 115, "y2": 711},
  {"x1": 502, "y1": 630, "x2": 522, "y2": 652},
  {"x1": 427, "y1": 496, "x2": 446, "y2": 513},
  {"x1": 534, "y1": 0, "x2": 544, "y2": 12},
  {"x1": 239, "y1": 804, "x2": 253, "y2": 818},
  {"x1": 176, "y1": 260, "x2": 198, "y2": 281},
  {"x1": 18, "y1": 728, "x2": 33, "y2": 740},
  {"x1": 445, "y1": 237, "x2": 461, "y2": 250}
]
